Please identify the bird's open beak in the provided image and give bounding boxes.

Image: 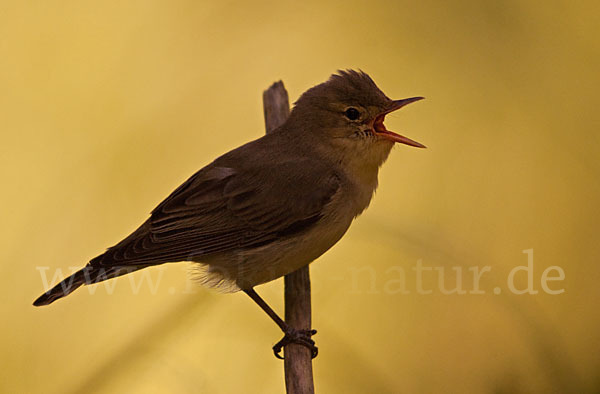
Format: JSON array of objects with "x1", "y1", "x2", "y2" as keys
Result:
[{"x1": 373, "y1": 97, "x2": 426, "y2": 148}]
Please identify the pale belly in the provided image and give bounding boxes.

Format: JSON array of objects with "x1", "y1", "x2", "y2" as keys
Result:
[{"x1": 194, "y1": 201, "x2": 356, "y2": 292}]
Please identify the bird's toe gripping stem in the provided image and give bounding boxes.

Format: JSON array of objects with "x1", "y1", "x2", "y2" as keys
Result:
[{"x1": 273, "y1": 328, "x2": 318, "y2": 359}]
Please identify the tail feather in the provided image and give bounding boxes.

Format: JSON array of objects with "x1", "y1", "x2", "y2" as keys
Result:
[
  {"x1": 33, "y1": 265, "x2": 146, "y2": 306},
  {"x1": 33, "y1": 269, "x2": 87, "y2": 306}
]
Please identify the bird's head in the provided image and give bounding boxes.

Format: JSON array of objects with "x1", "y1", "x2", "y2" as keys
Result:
[{"x1": 288, "y1": 70, "x2": 425, "y2": 168}]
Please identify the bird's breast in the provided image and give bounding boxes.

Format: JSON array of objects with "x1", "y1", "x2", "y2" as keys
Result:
[{"x1": 339, "y1": 166, "x2": 380, "y2": 218}]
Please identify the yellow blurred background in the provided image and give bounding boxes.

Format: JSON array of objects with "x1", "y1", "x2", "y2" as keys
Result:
[{"x1": 2, "y1": 0, "x2": 599, "y2": 393}]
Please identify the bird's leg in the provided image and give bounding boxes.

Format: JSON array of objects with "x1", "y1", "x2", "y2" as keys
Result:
[{"x1": 244, "y1": 288, "x2": 318, "y2": 359}]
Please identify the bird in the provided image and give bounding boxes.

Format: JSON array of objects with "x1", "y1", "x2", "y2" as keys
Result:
[{"x1": 33, "y1": 70, "x2": 425, "y2": 358}]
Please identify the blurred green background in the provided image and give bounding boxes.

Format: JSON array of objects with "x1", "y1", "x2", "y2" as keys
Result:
[{"x1": 1, "y1": 0, "x2": 599, "y2": 393}]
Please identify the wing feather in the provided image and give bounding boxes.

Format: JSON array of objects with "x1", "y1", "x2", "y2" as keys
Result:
[{"x1": 91, "y1": 160, "x2": 340, "y2": 267}]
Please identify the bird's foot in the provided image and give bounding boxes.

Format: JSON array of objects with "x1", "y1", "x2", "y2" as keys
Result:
[{"x1": 273, "y1": 328, "x2": 318, "y2": 359}]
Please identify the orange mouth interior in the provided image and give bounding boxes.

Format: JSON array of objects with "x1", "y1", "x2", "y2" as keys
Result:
[{"x1": 373, "y1": 114, "x2": 389, "y2": 134}]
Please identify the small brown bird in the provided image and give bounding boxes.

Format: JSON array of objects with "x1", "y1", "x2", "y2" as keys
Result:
[{"x1": 33, "y1": 70, "x2": 424, "y2": 357}]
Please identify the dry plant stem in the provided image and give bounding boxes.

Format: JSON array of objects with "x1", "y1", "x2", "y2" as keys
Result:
[
  {"x1": 283, "y1": 267, "x2": 314, "y2": 394},
  {"x1": 262, "y1": 81, "x2": 315, "y2": 394}
]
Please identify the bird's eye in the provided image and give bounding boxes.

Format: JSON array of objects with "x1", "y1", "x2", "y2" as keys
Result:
[{"x1": 344, "y1": 108, "x2": 360, "y2": 121}]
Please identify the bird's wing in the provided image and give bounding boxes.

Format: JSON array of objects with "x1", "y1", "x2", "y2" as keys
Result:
[{"x1": 91, "y1": 160, "x2": 340, "y2": 267}]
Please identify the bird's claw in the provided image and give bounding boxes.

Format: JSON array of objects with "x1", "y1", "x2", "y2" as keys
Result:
[{"x1": 273, "y1": 329, "x2": 318, "y2": 359}]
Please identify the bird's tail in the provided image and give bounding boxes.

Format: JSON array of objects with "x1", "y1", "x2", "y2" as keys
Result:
[
  {"x1": 33, "y1": 268, "x2": 88, "y2": 306},
  {"x1": 33, "y1": 265, "x2": 145, "y2": 306}
]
